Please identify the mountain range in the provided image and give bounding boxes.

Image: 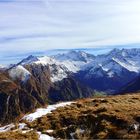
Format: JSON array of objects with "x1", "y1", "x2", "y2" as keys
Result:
[{"x1": 0, "y1": 48, "x2": 140, "y2": 124}]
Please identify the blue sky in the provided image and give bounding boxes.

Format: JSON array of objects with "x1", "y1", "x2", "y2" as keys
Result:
[{"x1": 1, "y1": 0, "x2": 140, "y2": 64}]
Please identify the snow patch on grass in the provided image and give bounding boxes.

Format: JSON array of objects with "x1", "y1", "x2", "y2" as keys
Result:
[
  {"x1": 38, "y1": 132, "x2": 54, "y2": 140},
  {"x1": 0, "y1": 124, "x2": 15, "y2": 132},
  {"x1": 23, "y1": 102, "x2": 75, "y2": 122}
]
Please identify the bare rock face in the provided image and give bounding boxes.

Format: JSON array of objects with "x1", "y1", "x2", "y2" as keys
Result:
[
  {"x1": 0, "y1": 63, "x2": 94, "y2": 124},
  {"x1": 0, "y1": 72, "x2": 20, "y2": 123},
  {"x1": 48, "y1": 77, "x2": 94, "y2": 103},
  {"x1": 0, "y1": 64, "x2": 52, "y2": 124}
]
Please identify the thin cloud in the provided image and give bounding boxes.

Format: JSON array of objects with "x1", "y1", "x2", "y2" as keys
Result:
[{"x1": 0, "y1": 0, "x2": 140, "y2": 64}]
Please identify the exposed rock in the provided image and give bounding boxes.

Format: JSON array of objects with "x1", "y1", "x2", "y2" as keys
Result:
[{"x1": 0, "y1": 63, "x2": 94, "y2": 124}]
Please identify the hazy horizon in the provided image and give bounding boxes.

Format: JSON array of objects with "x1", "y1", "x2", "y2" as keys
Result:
[
  {"x1": 1, "y1": 45, "x2": 140, "y2": 65},
  {"x1": 1, "y1": 0, "x2": 140, "y2": 64}
]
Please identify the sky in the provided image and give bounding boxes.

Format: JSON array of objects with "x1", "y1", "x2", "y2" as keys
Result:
[{"x1": 1, "y1": 0, "x2": 140, "y2": 64}]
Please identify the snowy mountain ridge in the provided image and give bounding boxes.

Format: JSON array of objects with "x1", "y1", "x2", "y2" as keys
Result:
[
  {"x1": 12, "y1": 51, "x2": 95, "y2": 82},
  {"x1": 8, "y1": 65, "x2": 31, "y2": 82},
  {"x1": 5, "y1": 48, "x2": 140, "y2": 83},
  {"x1": 52, "y1": 50, "x2": 95, "y2": 62},
  {"x1": 83, "y1": 48, "x2": 140, "y2": 78}
]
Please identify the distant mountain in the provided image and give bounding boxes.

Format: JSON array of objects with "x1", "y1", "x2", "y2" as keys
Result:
[
  {"x1": 1, "y1": 48, "x2": 140, "y2": 123},
  {"x1": 6, "y1": 48, "x2": 140, "y2": 92},
  {"x1": 16, "y1": 50, "x2": 95, "y2": 82},
  {"x1": 52, "y1": 50, "x2": 95, "y2": 73},
  {"x1": 17, "y1": 55, "x2": 39, "y2": 65},
  {"x1": 5, "y1": 48, "x2": 140, "y2": 92},
  {"x1": 73, "y1": 48, "x2": 140, "y2": 93},
  {"x1": 53, "y1": 50, "x2": 95, "y2": 62},
  {"x1": 0, "y1": 51, "x2": 95, "y2": 123},
  {"x1": 85, "y1": 48, "x2": 140, "y2": 74}
]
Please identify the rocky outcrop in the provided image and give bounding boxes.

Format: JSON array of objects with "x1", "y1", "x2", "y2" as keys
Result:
[
  {"x1": 0, "y1": 64, "x2": 94, "y2": 124},
  {"x1": 48, "y1": 77, "x2": 94, "y2": 103},
  {"x1": 0, "y1": 64, "x2": 52, "y2": 124}
]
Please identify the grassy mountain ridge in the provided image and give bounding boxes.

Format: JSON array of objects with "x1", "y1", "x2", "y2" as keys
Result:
[{"x1": 0, "y1": 93, "x2": 140, "y2": 139}]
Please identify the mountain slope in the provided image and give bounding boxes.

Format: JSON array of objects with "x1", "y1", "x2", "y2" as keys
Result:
[
  {"x1": 48, "y1": 77, "x2": 94, "y2": 103},
  {"x1": 74, "y1": 49, "x2": 140, "y2": 93},
  {"x1": 0, "y1": 64, "x2": 52, "y2": 124},
  {"x1": 1, "y1": 93, "x2": 140, "y2": 139},
  {"x1": 119, "y1": 76, "x2": 140, "y2": 93},
  {"x1": 53, "y1": 50, "x2": 95, "y2": 62},
  {"x1": 0, "y1": 63, "x2": 94, "y2": 124},
  {"x1": 1, "y1": 48, "x2": 140, "y2": 124}
]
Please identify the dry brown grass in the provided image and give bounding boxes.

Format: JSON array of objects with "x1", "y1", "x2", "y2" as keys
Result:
[
  {"x1": 1, "y1": 93, "x2": 140, "y2": 139},
  {"x1": 0, "y1": 130, "x2": 39, "y2": 140},
  {"x1": 26, "y1": 93, "x2": 140, "y2": 139}
]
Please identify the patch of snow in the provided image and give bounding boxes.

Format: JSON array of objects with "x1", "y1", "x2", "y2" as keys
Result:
[
  {"x1": 104, "y1": 60, "x2": 122, "y2": 73},
  {"x1": 107, "y1": 71, "x2": 114, "y2": 78},
  {"x1": 18, "y1": 123, "x2": 27, "y2": 130},
  {"x1": 23, "y1": 102, "x2": 75, "y2": 122},
  {"x1": 8, "y1": 65, "x2": 31, "y2": 82},
  {"x1": 61, "y1": 61, "x2": 80, "y2": 73},
  {"x1": 21, "y1": 129, "x2": 33, "y2": 134},
  {"x1": 36, "y1": 56, "x2": 58, "y2": 65},
  {"x1": 129, "y1": 124, "x2": 140, "y2": 132},
  {"x1": 49, "y1": 64, "x2": 69, "y2": 82},
  {"x1": 70, "y1": 132, "x2": 75, "y2": 139},
  {"x1": 70, "y1": 129, "x2": 85, "y2": 139},
  {"x1": 38, "y1": 132, "x2": 54, "y2": 140},
  {"x1": 46, "y1": 130, "x2": 54, "y2": 133},
  {"x1": 0, "y1": 124, "x2": 15, "y2": 132},
  {"x1": 34, "y1": 56, "x2": 70, "y2": 82},
  {"x1": 101, "y1": 66, "x2": 108, "y2": 72},
  {"x1": 133, "y1": 124, "x2": 139, "y2": 130},
  {"x1": 112, "y1": 58, "x2": 140, "y2": 73},
  {"x1": 0, "y1": 64, "x2": 5, "y2": 68},
  {"x1": 20, "y1": 54, "x2": 85, "y2": 74}
]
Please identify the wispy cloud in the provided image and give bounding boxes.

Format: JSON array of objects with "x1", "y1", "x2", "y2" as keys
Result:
[{"x1": 1, "y1": 0, "x2": 140, "y2": 64}]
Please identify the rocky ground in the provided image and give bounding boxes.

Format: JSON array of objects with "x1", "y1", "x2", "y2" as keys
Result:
[{"x1": 0, "y1": 93, "x2": 140, "y2": 139}]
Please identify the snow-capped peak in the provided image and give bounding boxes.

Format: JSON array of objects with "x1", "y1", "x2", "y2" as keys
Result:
[
  {"x1": 107, "y1": 48, "x2": 140, "y2": 72},
  {"x1": 83, "y1": 48, "x2": 140, "y2": 79},
  {"x1": 108, "y1": 48, "x2": 120, "y2": 55},
  {"x1": 35, "y1": 56, "x2": 56, "y2": 65},
  {"x1": 12, "y1": 48, "x2": 140, "y2": 83},
  {"x1": 0, "y1": 64, "x2": 6, "y2": 69},
  {"x1": 108, "y1": 48, "x2": 140, "y2": 58},
  {"x1": 18, "y1": 55, "x2": 39, "y2": 65},
  {"x1": 16, "y1": 52, "x2": 95, "y2": 83},
  {"x1": 52, "y1": 50, "x2": 95, "y2": 62},
  {"x1": 8, "y1": 65, "x2": 31, "y2": 82}
]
